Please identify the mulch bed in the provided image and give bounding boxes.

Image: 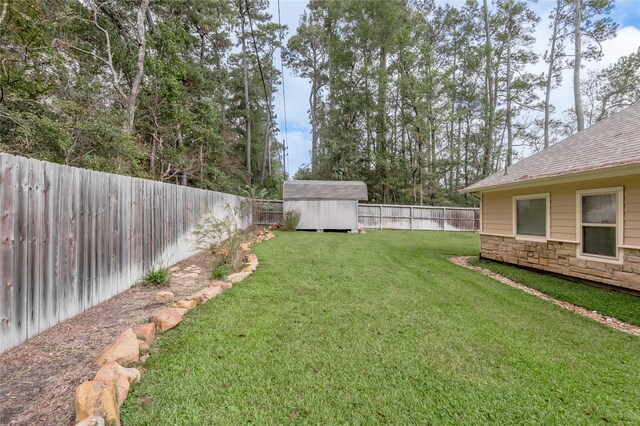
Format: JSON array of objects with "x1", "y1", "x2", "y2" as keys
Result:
[
  {"x1": 0, "y1": 251, "x2": 215, "y2": 426},
  {"x1": 450, "y1": 256, "x2": 640, "y2": 337}
]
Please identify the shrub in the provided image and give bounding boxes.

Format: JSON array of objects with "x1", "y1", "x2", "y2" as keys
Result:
[
  {"x1": 192, "y1": 204, "x2": 242, "y2": 255},
  {"x1": 209, "y1": 254, "x2": 237, "y2": 279},
  {"x1": 283, "y1": 209, "x2": 301, "y2": 231},
  {"x1": 142, "y1": 268, "x2": 170, "y2": 286},
  {"x1": 211, "y1": 266, "x2": 232, "y2": 280}
]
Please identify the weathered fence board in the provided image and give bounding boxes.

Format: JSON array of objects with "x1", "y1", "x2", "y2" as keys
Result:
[
  {"x1": 358, "y1": 204, "x2": 479, "y2": 232},
  {"x1": 0, "y1": 153, "x2": 250, "y2": 353},
  {"x1": 253, "y1": 200, "x2": 283, "y2": 226}
]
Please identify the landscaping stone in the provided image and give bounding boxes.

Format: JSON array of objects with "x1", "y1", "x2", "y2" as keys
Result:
[
  {"x1": 246, "y1": 254, "x2": 258, "y2": 265},
  {"x1": 75, "y1": 416, "x2": 105, "y2": 426},
  {"x1": 240, "y1": 242, "x2": 252, "y2": 251},
  {"x1": 172, "y1": 299, "x2": 197, "y2": 310},
  {"x1": 74, "y1": 381, "x2": 119, "y2": 426},
  {"x1": 188, "y1": 286, "x2": 223, "y2": 305},
  {"x1": 155, "y1": 291, "x2": 175, "y2": 304},
  {"x1": 93, "y1": 329, "x2": 139, "y2": 368},
  {"x1": 137, "y1": 340, "x2": 149, "y2": 355},
  {"x1": 93, "y1": 362, "x2": 141, "y2": 407},
  {"x1": 241, "y1": 264, "x2": 256, "y2": 273},
  {"x1": 131, "y1": 323, "x2": 156, "y2": 346},
  {"x1": 149, "y1": 308, "x2": 188, "y2": 333},
  {"x1": 228, "y1": 271, "x2": 251, "y2": 283},
  {"x1": 210, "y1": 280, "x2": 232, "y2": 290}
]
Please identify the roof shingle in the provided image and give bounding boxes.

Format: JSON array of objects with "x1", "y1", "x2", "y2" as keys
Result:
[
  {"x1": 283, "y1": 180, "x2": 368, "y2": 200},
  {"x1": 463, "y1": 101, "x2": 640, "y2": 192}
]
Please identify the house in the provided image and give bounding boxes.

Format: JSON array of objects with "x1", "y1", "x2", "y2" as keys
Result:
[
  {"x1": 461, "y1": 102, "x2": 640, "y2": 292},
  {"x1": 283, "y1": 180, "x2": 368, "y2": 232}
]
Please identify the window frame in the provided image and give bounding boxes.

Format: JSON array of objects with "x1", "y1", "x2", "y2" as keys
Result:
[
  {"x1": 512, "y1": 193, "x2": 550, "y2": 242},
  {"x1": 575, "y1": 187, "x2": 624, "y2": 264}
]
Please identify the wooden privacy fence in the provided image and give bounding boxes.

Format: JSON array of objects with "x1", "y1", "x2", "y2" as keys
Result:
[
  {"x1": 358, "y1": 204, "x2": 479, "y2": 231},
  {"x1": 253, "y1": 200, "x2": 283, "y2": 225},
  {"x1": 0, "y1": 153, "x2": 250, "y2": 353}
]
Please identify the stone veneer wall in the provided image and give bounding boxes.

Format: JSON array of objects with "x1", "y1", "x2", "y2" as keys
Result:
[{"x1": 480, "y1": 235, "x2": 640, "y2": 292}]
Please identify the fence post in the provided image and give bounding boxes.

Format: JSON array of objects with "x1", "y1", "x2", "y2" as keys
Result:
[
  {"x1": 410, "y1": 206, "x2": 414, "y2": 230},
  {"x1": 442, "y1": 207, "x2": 447, "y2": 231}
]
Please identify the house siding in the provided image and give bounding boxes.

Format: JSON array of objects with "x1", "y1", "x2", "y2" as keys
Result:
[{"x1": 480, "y1": 173, "x2": 640, "y2": 291}]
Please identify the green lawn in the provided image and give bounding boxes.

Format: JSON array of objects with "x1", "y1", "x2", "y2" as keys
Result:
[
  {"x1": 122, "y1": 231, "x2": 640, "y2": 425},
  {"x1": 470, "y1": 258, "x2": 640, "y2": 327}
]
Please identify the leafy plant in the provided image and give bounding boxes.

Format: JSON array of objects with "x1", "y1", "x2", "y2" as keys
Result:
[
  {"x1": 283, "y1": 209, "x2": 301, "y2": 231},
  {"x1": 211, "y1": 266, "x2": 232, "y2": 280},
  {"x1": 209, "y1": 253, "x2": 239, "y2": 280},
  {"x1": 192, "y1": 203, "x2": 242, "y2": 254},
  {"x1": 142, "y1": 267, "x2": 170, "y2": 286}
]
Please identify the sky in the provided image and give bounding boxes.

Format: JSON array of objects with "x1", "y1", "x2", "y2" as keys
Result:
[{"x1": 267, "y1": 0, "x2": 640, "y2": 177}]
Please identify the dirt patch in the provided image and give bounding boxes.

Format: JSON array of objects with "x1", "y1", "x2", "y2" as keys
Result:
[
  {"x1": 450, "y1": 256, "x2": 640, "y2": 337},
  {"x1": 0, "y1": 251, "x2": 216, "y2": 426}
]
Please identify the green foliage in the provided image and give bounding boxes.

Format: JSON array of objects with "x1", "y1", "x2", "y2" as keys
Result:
[
  {"x1": 192, "y1": 204, "x2": 241, "y2": 254},
  {"x1": 0, "y1": 0, "x2": 285, "y2": 192},
  {"x1": 142, "y1": 268, "x2": 170, "y2": 286},
  {"x1": 209, "y1": 251, "x2": 242, "y2": 280},
  {"x1": 122, "y1": 231, "x2": 640, "y2": 424},
  {"x1": 210, "y1": 266, "x2": 231, "y2": 280},
  {"x1": 282, "y1": 209, "x2": 301, "y2": 231}
]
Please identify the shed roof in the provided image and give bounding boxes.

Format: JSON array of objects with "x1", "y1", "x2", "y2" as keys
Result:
[
  {"x1": 462, "y1": 101, "x2": 640, "y2": 193},
  {"x1": 283, "y1": 180, "x2": 368, "y2": 200}
]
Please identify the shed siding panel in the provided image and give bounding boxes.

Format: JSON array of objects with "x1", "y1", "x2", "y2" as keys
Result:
[{"x1": 284, "y1": 200, "x2": 358, "y2": 230}]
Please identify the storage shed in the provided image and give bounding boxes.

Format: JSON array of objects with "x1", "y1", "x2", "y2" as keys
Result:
[{"x1": 283, "y1": 180, "x2": 368, "y2": 232}]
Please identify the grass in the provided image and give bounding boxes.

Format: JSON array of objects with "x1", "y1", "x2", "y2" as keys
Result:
[
  {"x1": 122, "y1": 231, "x2": 640, "y2": 425},
  {"x1": 469, "y1": 258, "x2": 640, "y2": 327},
  {"x1": 141, "y1": 267, "x2": 170, "y2": 286}
]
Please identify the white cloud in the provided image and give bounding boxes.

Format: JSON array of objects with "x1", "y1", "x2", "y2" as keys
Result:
[{"x1": 545, "y1": 25, "x2": 640, "y2": 118}]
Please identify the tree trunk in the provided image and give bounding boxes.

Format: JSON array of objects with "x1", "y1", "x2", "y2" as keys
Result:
[
  {"x1": 574, "y1": 0, "x2": 585, "y2": 131},
  {"x1": 177, "y1": 123, "x2": 187, "y2": 186},
  {"x1": 482, "y1": 0, "x2": 494, "y2": 177},
  {"x1": 376, "y1": 44, "x2": 388, "y2": 203},
  {"x1": 544, "y1": 0, "x2": 562, "y2": 148},
  {"x1": 124, "y1": 0, "x2": 150, "y2": 134},
  {"x1": 241, "y1": 7, "x2": 252, "y2": 184},
  {"x1": 310, "y1": 80, "x2": 318, "y2": 177},
  {"x1": 505, "y1": 0, "x2": 513, "y2": 170},
  {"x1": 260, "y1": 122, "x2": 270, "y2": 185}
]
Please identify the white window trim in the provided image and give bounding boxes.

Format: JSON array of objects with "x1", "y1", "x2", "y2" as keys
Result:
[
  {"x1": 512, "y1": 193, "x2": 550, "y2": 242},
  {"x1": 575, "y1": 186, "x2": 624, "y2": 264}
]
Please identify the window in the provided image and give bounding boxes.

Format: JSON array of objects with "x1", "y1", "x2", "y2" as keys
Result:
[
  {"x1": 577, "y1": 187, "x2": 623, "y2": 262},
  {"x1": 513, "y1": 194, "x2": 549, "y2": 240}
]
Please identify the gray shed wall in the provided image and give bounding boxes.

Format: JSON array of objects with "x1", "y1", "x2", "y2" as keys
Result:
[{"x1": 284, "y1": 200, "x2": 358, "y2": 230}]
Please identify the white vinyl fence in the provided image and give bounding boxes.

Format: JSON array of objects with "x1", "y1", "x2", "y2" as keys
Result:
[{"x1": 358, "y1": 204, "x2": 479, "y2": 232}]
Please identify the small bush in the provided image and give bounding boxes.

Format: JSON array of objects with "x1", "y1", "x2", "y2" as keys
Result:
[
  {"x1": 210, "y1": 252, "x2": 242, "y2": 279},
  {"x1": 211, "y1": 266, "x2": 232, "y2": 279},
  {"x1": 142, "y1": 268, "x2": 170, "y2": 286},
  {"x1": 283, "y1": 209, "x2": 301, "y2": 231}
]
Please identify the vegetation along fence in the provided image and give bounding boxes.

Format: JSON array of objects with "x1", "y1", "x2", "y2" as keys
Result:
[
  {"x1": 358, "y1": 204, "x2": 479, "y2": 231},
  {"x1": 0, "y1": 153, "x2": 250, "y2": 353}
]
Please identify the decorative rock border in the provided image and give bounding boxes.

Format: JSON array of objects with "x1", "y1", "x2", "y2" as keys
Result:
[
  {"x1": 450, "y1": 256, "x2": 640, "y2": 337},
  {"x1": 73, "y1": 231, "x2": 274, "y2": 425}
]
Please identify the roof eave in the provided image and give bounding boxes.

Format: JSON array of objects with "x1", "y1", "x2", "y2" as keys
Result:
[{"x1": 460, "y1": 162, "x2": 640, "y2": 194}]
